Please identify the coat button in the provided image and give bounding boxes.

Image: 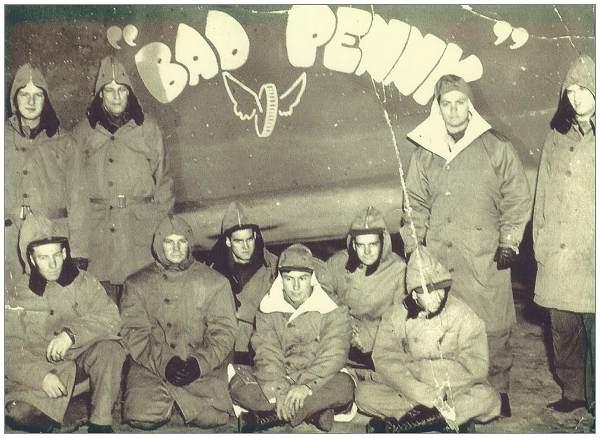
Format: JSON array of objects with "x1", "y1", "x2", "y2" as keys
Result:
[
  {"x1": 109, "y1": 205, "x2": 114, "y2": 210},
  {"x1": 110, "y1": 226, "x2": 116, "y2": 232},
  {"x1": 108, "y1": 158, "x2": 114, "y2": 163},
  {"x1": 5, "y1": 219, "x2": 12, "y2": 227},
  {"x1": 170, "y1": 343, "x2": 176, "y2": 349},
  {"x1": 447, "y1": 242, "x2": 453, "y2": 248},
  {"x1": 166, "y1": 322, "x2": 172, "y2": 328},
  {"x1": 22, "y1": 193, "x2": 28, "y2": 198},
  {"x1": 110, "y1": 135, "x2": 115, "y2": 141},
  {"x1": 560, "y1": 243, "x2": 566, "y2": 249},
  {"x1": 49, "y1": 310, "x2": 54, "y2": 315},
  {"x1": 164, "y1": 298, "x2": 170, "y2": 304},
  {"x1": 107, "y1": 181, "x2": 114, "y2": 187},
  {"x1": 449, "y1": 268, "x2": 455, "y2": 272},
  {"x1": 570, "y1": 146, "x2": 575, "y2": 152},
  {"x1": 447, "y1": 217, "x2": 452, "y2": 223},
  {"x1": 565, "y1": 170, "x2": 572, "y2": 177},
  {"x1": 22, "y1": 170, "x2": 28, "y2": 175}
]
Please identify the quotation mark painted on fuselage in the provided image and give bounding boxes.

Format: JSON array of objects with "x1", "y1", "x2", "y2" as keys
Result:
[
  {"x1": 493, "y1": 21, "x2": 529, "y2": 50},
  {"x1": 107, "y1": 24, "x2": 139, "y2": 49}
]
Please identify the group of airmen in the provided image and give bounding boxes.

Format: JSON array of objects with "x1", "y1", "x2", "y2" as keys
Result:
[{"x1": 4, "y1": 53, "x2": 595, "y2": 433}]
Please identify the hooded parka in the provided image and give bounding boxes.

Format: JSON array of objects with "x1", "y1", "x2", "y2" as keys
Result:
[
  {"x1": 325, "y1": 206, "x2": 406, "y2": 353},
  {"x1": 533, "y1": 55, "x2": 595, "y2": 314},
  {"x1": 5, "y1": 64, "x2": 79, "y2": 290},
  {"x1": 207, "y1": 202, "x2": 278, "y2": 353},
  {"x1": 5, "y1": 214, "x2": 122, "y2": 424},
  {"x1": 400, "y1": 91, "x2": 532, "y2": 333},
  {"x1": 356, "y1": 248, "x2": 500, "y2": 424},
  {"x1": 120, "y1": 215, "x2": 237, "y2": 425},
  {"x1": 251, "y1": 270, "x2": 351, "y2": 402},
  {"x1": 71, "y1": 56, "x2": 174, "y2": 284}
]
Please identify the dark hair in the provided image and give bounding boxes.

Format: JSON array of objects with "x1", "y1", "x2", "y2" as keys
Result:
[
  {"x1": 550, "y1": 90, "x2": 576, "y2": 134},
  {"x1": 86, "y1": 85, "x2": 144, "y2": 129},
  {"x1": 345, "y1": 232, "x2": 384, "y2": 276},
  {"x1": 13, "y1": 88, "x2": 60, "y2": 138}
]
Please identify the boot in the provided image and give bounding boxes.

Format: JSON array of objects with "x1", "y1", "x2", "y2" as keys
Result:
[
  {"x1": 500, "y1": 392, "x2": 512, "y2": 417},
  {"x1": 366, "y1": 417, "x2": 387, "y2": 433},
  {"x1": 306, "y1": 408, "x2": 334, "y2": 432},
  {"x1": 385, "y1": 405, "x2": 447, "y2": 433},
  {"x1": 239, "y1": 410, "x2": 286, "y2": 433},
  {"x1": 87, "y1": 423, "x2": 114, "y2": 433},
  {"x1": 442, "y1": 419, "x2": 476, "y2": 433},
  {"x1": 547, "y1": 398, "x2": 587, "y2": 413}
]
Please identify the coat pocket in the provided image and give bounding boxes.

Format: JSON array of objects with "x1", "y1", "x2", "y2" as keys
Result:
[
  {"x1": 462, "y1": 227, "x2": 503, "y2": 288},
  {"x1": 130, "y1": 203, "x2": 160, "y2": 246}
]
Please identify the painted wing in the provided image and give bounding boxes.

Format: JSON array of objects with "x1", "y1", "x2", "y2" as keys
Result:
[
  {"x1": 222, "y1": 72, "x2": 261, "y2": 120},
  {"x1": 278, "y1": 72, "x2": 307, "y2": 117}
]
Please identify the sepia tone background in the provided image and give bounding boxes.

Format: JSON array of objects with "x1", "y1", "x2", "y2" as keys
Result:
[{"x1": 4, "y1": 4, "x2": 596, "y2": 433}]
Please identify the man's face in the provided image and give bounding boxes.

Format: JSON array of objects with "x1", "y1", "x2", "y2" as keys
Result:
[
  {"x1": 281, "y1": 270, "x2": 313, "y2": 308},
  {"x1": 413, "y1": 288, "x2": 446, "y2": 314},
  {"x1": 353, "y1": 233, "x2": 382, "y2": 267},
  {"x1": 17, "y1": 81, "x2": 44, "y2": 123},
  {"x1": 439, "y1": 90, "x2": 470, "y2": 131},
  {"x1": 226, "y1": 228, "x2": 256, "y2": 264},
  {"x1": 162, "y1": 234, "x2": 189, "y2": 264},
  {"x1": 101, "y1": 80, "x2": 129, "y2": 117},
  {"x1": 31, "y1": 243, "x2": 65, "y2": 281},
  {"x1": 567, "y1": 85, "x2": 595, "y2": 119}
]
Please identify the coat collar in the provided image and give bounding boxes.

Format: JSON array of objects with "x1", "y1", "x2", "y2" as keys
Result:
[
  {"x1": 259, "y1": 272, "x2": 337, "y2": 322},
  {"x1": 407, "y1": 99, "x2": 491, "y2": 163}
]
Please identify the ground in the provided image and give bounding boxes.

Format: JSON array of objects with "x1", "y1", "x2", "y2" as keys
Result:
[{"x1": 7, "y1": 283, "x2": 593, "y2": 434}]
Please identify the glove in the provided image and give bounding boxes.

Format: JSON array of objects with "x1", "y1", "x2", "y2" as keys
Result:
[
  {"x1": 493, "y1": 246, "x2": 517, "y2": 270},
  {"x1": 72, "y1": 257, "x2": 89, "y2": 271},
  {"x1": 165, "y1": 356, "x2": 187, "y2": 385},
  {"x1": 172, "y1": 358, "x2": 201, "y2": 386}
]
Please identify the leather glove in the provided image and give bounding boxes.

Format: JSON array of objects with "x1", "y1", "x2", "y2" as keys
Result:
[
  {"x1": 493, "y1": 246, "x2": 517, "y2": 270},
  {"x1": 165, "y1": 356, "x2": 187, "y2": 385},
  {"x1": 172, "y1": 358, "x2": 201, "y2": 386},
  {"x1": 72, "y1": 257, "x2": 89, "y2": 271}
]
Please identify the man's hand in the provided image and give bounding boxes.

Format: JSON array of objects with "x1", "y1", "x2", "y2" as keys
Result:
[
  {"x1": 172, "y1": 358, "x2": 201, "y2": 386},
  {"x1": 41, "y1": 373, "x2": 67, "y2": 399},
  {"x1": 351, "y1": 324, "x2": 367, "y2": 352},
  {"x1": 46, "y1": 332, "x2": 74, "y2": 363},
  {"x1": 494, "y1": 246, "x2": 517, "y2": 270},
  {"x1": 277, "y1": 384, "x2": 312, "y2": 421},
  {"x1": 165, "y1": 356, "x2": 187, "y2": 386}
]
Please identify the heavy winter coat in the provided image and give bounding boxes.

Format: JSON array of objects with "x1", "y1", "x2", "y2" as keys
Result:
[
  {"x1": 5, "y1": 270, "x2": 121, "y2": 423},
  {"x1": 251, "y1": 274, "x2": 351, "y2": 401},
  {"x1": 372, "y1": 294, "x2": 490, "y2": 407},
  {"x1": 70, "y1": 58, "x2": 174, "y2": 283},
  {"x1": 533, "y1": 56, "x2": 595, "y2": 314},
  {"x1": 70, "y1": 115, "x2": 174, "y2": 283},
  {"x1": 325, "y1": 207, "x2": 406, "y2": 352},
  {"x1": 207, "y1": 202, "x2": 279, "y2": 352},
  {"x1": 120, "y1": 259, "x2": 237, "y2": 421},
  {"x1": 401, "y1": 101, "x2": 532, "y2": 333},
  {"x1": 5, "y1": 65, "x2": 79, "y2": 287}
]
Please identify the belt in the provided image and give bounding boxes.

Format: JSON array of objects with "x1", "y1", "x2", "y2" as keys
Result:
[
  {"x1": 5, "y1": 207, "x2": 67, "y2": 225},
  {"x1": 47, "y1": 208, "x2": 68, "y2": 219},
  {"x1": 89, "y1": 195, "x2": 154, "y2": 209}
]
